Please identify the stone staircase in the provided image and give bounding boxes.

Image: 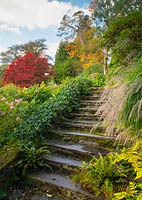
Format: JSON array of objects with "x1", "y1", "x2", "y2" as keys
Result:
[{"x1": 29, "y1": 88, "x2": 115, "y2": 200}]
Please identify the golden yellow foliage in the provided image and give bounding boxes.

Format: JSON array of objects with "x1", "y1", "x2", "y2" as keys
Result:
[{"x1": 65, "y1": 28, "x2": 105, "y2": 69}]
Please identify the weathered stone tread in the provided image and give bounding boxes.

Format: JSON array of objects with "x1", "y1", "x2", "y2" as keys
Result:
[
  {"x1": 43, "y1": 154, "x2": 82, "y2": 168},
  {"x1": 30, "y1": 172, "x2": 81, "y2": 191},
  {"x1": 65, "y1": 119, "x2": 97, "y2": 124},
  {"x1": 30, "y1": 172, "x2": 94, "y2": 198},
  {"x1": 48, "y1": 140, "x2": 108, "y2": 156},
  {"x1": 78, "y1": 106, "x2": 100, "y2": 111},
  {"x1": 56, "y1": 130, "x2": 115, "y2": 140}
]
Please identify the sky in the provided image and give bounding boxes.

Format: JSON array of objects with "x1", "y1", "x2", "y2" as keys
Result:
[{"x1": 0, "y1": 0, "x2": 91, "y2": 61}]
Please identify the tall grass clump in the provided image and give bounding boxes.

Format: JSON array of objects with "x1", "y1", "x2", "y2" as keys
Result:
[{"x1": 95, "y1": 59, "x2": 142, "y2": 144}]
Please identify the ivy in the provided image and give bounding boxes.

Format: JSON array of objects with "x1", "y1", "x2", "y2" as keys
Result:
[{"x1": 12, "y1": 77, "x2": 93, "y2": 144}]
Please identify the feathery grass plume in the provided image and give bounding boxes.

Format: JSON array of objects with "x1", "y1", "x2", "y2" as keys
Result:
[
  {"x1": 92, "y1": 61, "x2": 142, "y2": 144},
  {"x1": 93, "y1": 81, "x2": 128, "y2": 136}
]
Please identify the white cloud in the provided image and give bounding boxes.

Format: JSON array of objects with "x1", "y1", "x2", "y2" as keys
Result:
[
  {"x1": 47, "y1": 41, "x2": 60, "y2": 61},
  {"x1": 0, "y1": 0, "x2": 82, "y2": 32},
  {"x1": 0, "y1": 24, "x2": 21, "y2": 34}
]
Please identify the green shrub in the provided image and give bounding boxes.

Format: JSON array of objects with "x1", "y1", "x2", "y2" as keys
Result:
[
  {"x1": 0, "y1": 83, "x2": 53, "y2": 146},
  {"x1": 81, "y1": 65, "x2": 105, "y2": 86},
  {"x1": 13, "y1": 77, "x2": 93, "y2": 144},
  {"x1": 81, "y1": 64, "x2": 103, "y2": 76},
  {"x1": 14, "y1": 145, "x2": 50, "y2": 175},
  {"x1": 0, "y1": 77, "x2": 92, "y2": 172},
  {"x1": 74, "y1": 142, "x2": 142, "y2": 199},
  {"x1": 74, "y1": 153, "x2": 117, "y2": 198},
  {"x1": 0, "y1": 97, "x2": 29, "y2": 143},
  {"x1": 91, "y1": 73, "x2": 106, "y2": 86},
  {"x1": 0, "y1": 84, "x2": 22, "y2": 101},
  {"x1": 21, "y1": 82, "x2": 52, "y2": 104}
]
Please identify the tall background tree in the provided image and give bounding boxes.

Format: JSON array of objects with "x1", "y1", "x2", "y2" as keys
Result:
[
  {"x1": 103, "y1": 10, "x2": 142, "y2": 67},
  {"x1": 0, "y1": 39, "x2": 48, "y2": 65},
  {"x1": 56, "y1": 10, "x2": 105, "y2": 76},
  {"x1": 89, "y1": 0, "x2": 142, "y2": 29},
  {"x1": 0, "y1": 39, "x2": 50, "y2": 86},
  {"x1": 54, "y1": 41, "x2": 79, "y2": 83},
  {"x1": 58, "y1": 11, "x2": 92, "y2": 46}
]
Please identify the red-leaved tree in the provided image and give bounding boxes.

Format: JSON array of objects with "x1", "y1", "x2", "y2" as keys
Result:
[{"x1": 3, "y1": 52, "x2": 53, "y2": 87}]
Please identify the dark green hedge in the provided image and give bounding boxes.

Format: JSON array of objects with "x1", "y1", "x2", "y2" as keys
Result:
[{"x1": 13, "y1": 77, "x2": 93, "y2": 144}]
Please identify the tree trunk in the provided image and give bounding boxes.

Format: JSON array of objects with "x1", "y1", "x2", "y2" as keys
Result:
[
  {"x1": 103, "y1": 49, "x2": 108, "y2": 75},
  {"x1": 79, "y1": 34, "x2": 85, "y2": 46}
]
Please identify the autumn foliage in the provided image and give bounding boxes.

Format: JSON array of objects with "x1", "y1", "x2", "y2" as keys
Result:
[{"x1": 3, "y1": 52, "x2": 53, "y2": 87}]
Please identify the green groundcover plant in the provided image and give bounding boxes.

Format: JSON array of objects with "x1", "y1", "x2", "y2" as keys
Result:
[
  {"x1": 12, "y1": 77, "x2": 93, "y2": 145},
  {"x1": 74, "y1": 142, "x2": 142, "y2": 199},
  {"x1": 0, "y1": 83, "x2": 53, "y2": 146},
  {"x1": 0, "y1": 77, "x2": 92, "y2": 171}
]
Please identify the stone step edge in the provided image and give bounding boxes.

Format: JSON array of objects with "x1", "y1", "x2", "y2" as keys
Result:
[
  {"x1": 64, "y1": 119, "x2": 98, "y2": 124},
  {"x1": 47, "y1": 141, "x2": 108, "y2": 157},
  {"x1": 55, "y1": 130, "x2": 115, "y2": 140},
  {"x1": 70, "y1": 113, "x2": 102, "y2": 118},
  {"x1": 62, "y1": 121, "x2": 98, "y2": 128},
  {"x1": 43, "y1": 154, "x2": 82, "y2": 168},
  {"x1": 29, "y1": 172, "x2": 95, "y2": 198}
]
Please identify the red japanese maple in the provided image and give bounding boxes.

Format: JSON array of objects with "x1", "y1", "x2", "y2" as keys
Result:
[{"x1": 3, "y1": 52, "x2": 53, "y2": 87}]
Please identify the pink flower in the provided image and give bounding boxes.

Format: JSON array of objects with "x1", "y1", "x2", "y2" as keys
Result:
[
  {"x1": 15, "y1": 99, "x2": 22, "y2": 104},
  {"x1": 9, "y1": 102, "x2": 14, "y2": 106},
  {"x1": 10, "y1": 105, "x2": 14, "y2": 109},
  {"x1": 16, "y1": 116, "x2": 20, "y2": 121}
]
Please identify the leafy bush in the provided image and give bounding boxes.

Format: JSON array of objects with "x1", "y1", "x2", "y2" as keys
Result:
[
  {"x1": 74, "y1": 142, "x2": 142, "y2": 199},
  {"x1": 21, "y1": 82, "x2": 52, "y2": 104},
  {"x1": 0, "y1": 83, "x2": 53, "y2": 147},
  {"x1": 81, "y1": 64, "x2": 103, "y2": 76},
  {"x1": 0, "y1": 84, "x2": 22, "y2": 101},
  {"x1": 12, "y1": 77, "x2": 93, "y2": 144},
  {"x1": 0, "y1": 77, "x2": 92, "y2": 173},
  {"x1": 14, "y1": 145, "x2": 50, "y2": 175},
  {"x1": 74, "y1": 153, "x2": 117, "y2": 198},
  {"x1": 0, "y1": 96, "x2": 29, "y2": 144},
  {"x1": 81, "y1": 65, "x2": 105, "y2": 86},
  {"x1": 91, "y1": 73, "x2": 105, "y2": 86}
]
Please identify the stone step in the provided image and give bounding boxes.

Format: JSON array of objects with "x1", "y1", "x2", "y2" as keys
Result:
[
  {"x1": 29, "y1": 172, "x2": 96, "y2": 199},
  {"x1": 62, "y1": 120, "x2": 97, "y2": 130},
  {"x1": 65, "y1": 119, "x2": 97, "y2": 125},
  {"x1": 85, "y1": 95, "x2": 101, "y2": 100},
  {"x1": 78, "y1": 106, "x2": 99, "y2": 112},
  {"x1": 31, "y1": 194, "x2": 62, "y2": 200},
  {"x1": 77, "y1": 107, "x2": 102, "y2": 114},
  {"x1": 72, "y1": 116, "x2": 103, "y2": 121},
  {"x1": 90, "y1": 87, "x2": 104, "y2": 93},
  {"x1": 48, "y1": 140, "x2": 108, "y2": 157},
  {"x1": 43, "y1": 154, "x2": 82, "y2": 168},
  {"x1": 70, "y1": 113, "x2": 102, "y2": 120},
  {"x1": 80, "y1": 100, "x2": 104, "y2": 106},
  {"x1": 56, "y1": 130, "x2": 115, "y2": 141}
]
